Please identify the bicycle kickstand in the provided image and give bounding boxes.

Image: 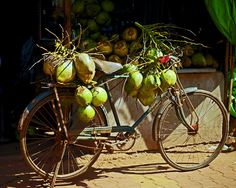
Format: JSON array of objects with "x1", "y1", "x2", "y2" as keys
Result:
[{"x1": 50, "y1": 141, "x2": 68, "y2": 188}]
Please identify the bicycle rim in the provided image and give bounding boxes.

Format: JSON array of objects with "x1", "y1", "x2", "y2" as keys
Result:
[
  {"x1": 19, "y1": 91, "x2": 107, "y2": 180},
  {"x1": 157, "y1": 90, "x2": 229, "y2": 171}
]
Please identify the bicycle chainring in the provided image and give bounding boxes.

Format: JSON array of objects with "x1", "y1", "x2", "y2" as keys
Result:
[{"x1": 115, "y1": 131, "x2": 139, "y2": 151}]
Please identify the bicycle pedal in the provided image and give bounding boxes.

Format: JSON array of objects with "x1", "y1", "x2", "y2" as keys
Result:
[{"x1": 105, "y1": 145, "x2": 114, "y2": 154}]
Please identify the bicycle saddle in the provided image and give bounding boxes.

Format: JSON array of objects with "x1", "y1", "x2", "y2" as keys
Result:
[{"x1": 92, "y1": 57, "x2": 123, "y2": 74}]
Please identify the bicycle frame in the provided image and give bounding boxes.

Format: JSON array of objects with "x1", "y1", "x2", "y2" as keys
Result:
[
  {"x1": 78, "y1": 72, "x2": 199, "y2": 139},
  {"x1": 26, "y1": 68, "x2": 199, "y2": 143}
]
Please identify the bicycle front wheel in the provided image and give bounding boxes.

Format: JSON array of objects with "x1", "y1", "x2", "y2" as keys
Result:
[
  {"x1": 156, "y1": 89, "x2": 229, "y2": 171},
  {"x1": 18, "y1": 90, "x2": 108, "y2": 180}
]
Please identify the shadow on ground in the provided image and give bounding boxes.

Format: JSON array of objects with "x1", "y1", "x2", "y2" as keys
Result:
[{"x1": 0, "y1": 143, "x2": 179, "y2": 188}]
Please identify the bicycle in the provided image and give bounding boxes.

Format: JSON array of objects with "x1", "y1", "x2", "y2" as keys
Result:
[{"x1": 17, "y1": 54, "x2": 229, "y2": 187}]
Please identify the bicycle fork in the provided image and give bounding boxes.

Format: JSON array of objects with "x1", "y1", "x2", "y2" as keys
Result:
[{"x1": 170, "y1": 87, "x2": 199, "y2": 135}]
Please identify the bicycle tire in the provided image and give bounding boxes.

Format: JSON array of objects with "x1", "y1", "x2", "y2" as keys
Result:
[
  {"x1": 18, "y1": 89, "x2": 108, "y2": 180},
  {"x1": 155, "y1": 89, "x2": 229, "y2": 171}
]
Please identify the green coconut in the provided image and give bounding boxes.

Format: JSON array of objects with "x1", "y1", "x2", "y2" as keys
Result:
[
  {"x1": 137, "y1": 87, "x2": 156, "y2": 106},
  {"x1": 101, "y1": 0, "x2": 115, "y2": 12},
  {"x1": 142, "y1": 74, "x2": 161, "y2": 90},
  {"x1": 122, "y1": 63, "x2": 138, "y2": 74},
  {"x1": 146, "y1": 48, "x2": 163, "y2": 60},
  {"x1": 124, "y1": 71, "x2": 143, "y2": 97},
  {"x1": 191, "y1": 52, "x2": 207, "y2": 67},
  {"x1": 56, "y1": 59, "x2": 76, "y2": 83},
  {"x1": 96, "y1": 11, "x2": 111, "y2": 25},
  {"x1": 72, "y1": 0, "x2": 85, "y2": 14},
  {"x1": 87, "y1": 19, "x2": 100, "y2": 32},
  {"x1": 76, "y1": 105, "x2": 96, "y2": 124},
  {"x1": 75, "y1": 85, "x2": 93, "y2": 106},
  {"x1": 160, "y1": 69, "x2": 177, "y2": 86},
  {"x1": 74, "y1": 53, "x2": 96, "y2": 84},
  {"x1": 86, "y1": 3, "x2": 101, "y2": 17},
  {"x1": 91, "y1": 86, "x2": 108, "y2": 106}
]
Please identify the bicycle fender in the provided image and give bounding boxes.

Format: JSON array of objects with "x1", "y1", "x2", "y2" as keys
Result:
[
  {"x1": 151, "y1": 87, "x2": 198, "y2": 141},
  {"x1": 18, "y1": 90, "x2": 52, "y2": 131}
]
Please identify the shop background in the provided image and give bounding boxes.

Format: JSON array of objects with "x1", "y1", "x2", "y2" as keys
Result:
[{"x1": 0, "y1": 0, "x2": 225, "y2": 142}]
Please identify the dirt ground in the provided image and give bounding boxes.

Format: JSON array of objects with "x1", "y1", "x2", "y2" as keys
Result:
[{"x1": 0, "y1": 142, "x2": 236, "y2": 188}]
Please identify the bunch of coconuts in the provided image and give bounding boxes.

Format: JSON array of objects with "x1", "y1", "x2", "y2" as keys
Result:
[
  {"x1": 94, "y1": 26, "x2": 140, "y2": 65},
  {"x1": 181, "y1": 45, "x2": 219, "y2": 69},
  {"x1": 122, "y1": 48, "x2": 177, "y2": 106},
  {"x1": 71, "y1": 0, "x2": 115, "y2": 46},
  {"x1": 43, "y1": 50, "x2": 108, "y2": 124},
  {"x1": 74, "y1": 84, "x2": 108, "y2": 124},
  {"x1": 43, "y1": 51, "x2": 96, "y2": 85},
  {"x1": 71, "y1": 0, "x2": 141, "y2": 65}
]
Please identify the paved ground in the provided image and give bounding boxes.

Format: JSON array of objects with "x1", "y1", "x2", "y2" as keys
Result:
[{"x1": 0, "y1": 142, "x2": 236, "y2": 188}]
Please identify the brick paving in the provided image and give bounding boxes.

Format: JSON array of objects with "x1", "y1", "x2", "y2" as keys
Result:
[{"x1": 0, "y1": 142, "x2": 236, "y2": 188}]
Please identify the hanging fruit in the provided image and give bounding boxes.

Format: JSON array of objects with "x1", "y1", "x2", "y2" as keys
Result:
[
  {"x1": 124, "y1": 71, "x2": 143, "y2": 97},
  {"x1": 160, "y1": 69, "x2": 177, "y2": 87},
  {"x1": 142, "y1": 74, "x2": 161, "y2": 91},
  {"x1": 146, "y1": 48, "x2": 163, "y2": 61},
  {"x1": 74, "y1": 53, "x2": 96, "y2": 84},
  {"x1": 91, "y1": 86, "x2": 108, "y2": 106},
  {"x1": 138, "y1": 87, "x2": 156, "y2": 106},
  {"x1": 76, "y1": 105, "x2": 96, "y2": 124},
  {"x1": 75, "y1": 85, "x2": 93, "y2": 106},
  {"x1": 122, "y1": 63, "x2": 138, "y2": 74}
]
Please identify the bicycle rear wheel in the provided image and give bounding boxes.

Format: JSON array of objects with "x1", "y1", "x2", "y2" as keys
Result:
[
  {"x1": 18, "y1": 89, "x2": 108, "y2": 180},
  {"x1": 156, "y1": 89, "x2": 229, "y2": 171}
]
